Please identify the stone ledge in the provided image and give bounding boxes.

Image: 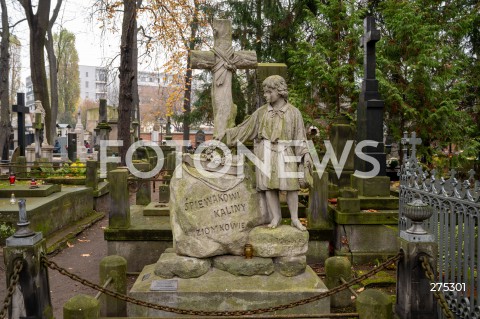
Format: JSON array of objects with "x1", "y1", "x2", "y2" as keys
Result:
[
  {"x1": 129, "y1": 264, "x2": 329, "y2": 317},
  {"x1": 0, "y1": 183, "x2": 61, "y2": 198},
  {"x1": 333, "y1": 209, "x2": 399, "y2": 225},
  {"x1": 93, "y1": 181, "x2": 109, "y2": 197}
]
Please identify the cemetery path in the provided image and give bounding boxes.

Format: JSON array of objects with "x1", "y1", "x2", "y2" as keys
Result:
[{"x1": 0, "y1": 216, "x2": 108, "y2": 319}]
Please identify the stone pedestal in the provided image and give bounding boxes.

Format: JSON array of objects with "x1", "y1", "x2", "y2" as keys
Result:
[
  {"x1": 41, "y1": 144, "x2": 54, "y2": 162},
  {"x1": 109, "y1": 168, "x2": 130, "y2": 228},
  {"x1": 129, "y1": 264, "x2": 329, "y2": 317},
  {"x1": 26, "y1": 144, "x2": 36, "y2": 164},
  {"x1": 4, "y1": 234, "x2": 53, "y2": 319},
  {"x1": 395, "y1": 238, "x2": 437, "y2": 319},
  {"x1": 351, "y1": 174, "x2": 390, "y2": 197}
]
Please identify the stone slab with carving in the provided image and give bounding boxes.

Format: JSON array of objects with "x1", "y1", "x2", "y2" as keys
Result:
[
  {"x1": 248, "y1": 225, "x2": 309, "y2": 257},
  {"x1": 170, "y1": 164, "x2": 268, "y2": 258}
]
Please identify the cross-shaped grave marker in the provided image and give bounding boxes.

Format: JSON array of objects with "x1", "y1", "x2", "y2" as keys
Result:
[
  {"x1": 355, "y1": 16, "x2": 386, "y2": 176},
  {"x1": 190, "y1": 19, "x2": 257, "y2": 138},
  {"x1": 401, "y1": 131, "x2": 422, "y2": 159},
  {"x1": 12, "y1": 93, "x2": 29, "y2": 157}
]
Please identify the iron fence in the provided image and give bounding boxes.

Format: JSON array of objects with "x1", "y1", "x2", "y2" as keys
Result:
[{"x1": 399, "y1": 133, "x2": 480, "y2": 318}]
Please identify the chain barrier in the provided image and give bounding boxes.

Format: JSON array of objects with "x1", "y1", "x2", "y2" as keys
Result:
[
  {"x1": 42, "y1": 252, "x2": 401, "y2": 316},
  {"x1": 0, "y1": 259, "x2": 24, "y2": 319},
  {"x1": 419, "y1": 255, "x2": 456, "y2": 319}
]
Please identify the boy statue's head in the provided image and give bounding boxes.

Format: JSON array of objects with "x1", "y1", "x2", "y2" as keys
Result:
[{"x1": 262, "y1": 75, "x2": 288, "y2": 101}]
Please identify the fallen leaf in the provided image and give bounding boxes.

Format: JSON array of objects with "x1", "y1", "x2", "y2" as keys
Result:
[
  {"x1": 356, "y1": 287, "x2": 365, "y2": 293},
  {"x1": 66, "y1": 242, "x2": 74, "y2": 248},
  {"x1": 77, "y1": 239, "x2": 90, "y2": 242},
  {"x1": 81, "y1": 254, "x2": 91, "y2": 257}
]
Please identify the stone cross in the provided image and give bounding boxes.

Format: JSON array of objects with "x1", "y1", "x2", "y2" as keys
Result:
[
  {"x1": 12, "y1": 93, "x2": 29, "y2": 156},
  {"x1": 401, "y1": 131, "x2": 422, "y2": 159},
  {"x1": 190, "y1": 19, "x2": 257, "y2": 138},
  {"x1": 355, "y1": 16, "x2": 386, "y2": 176}
]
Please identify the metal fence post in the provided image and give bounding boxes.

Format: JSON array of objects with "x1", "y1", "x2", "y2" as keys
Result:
[{"x1": 3, "y1": 199, "x2": 53, "y2": 318}]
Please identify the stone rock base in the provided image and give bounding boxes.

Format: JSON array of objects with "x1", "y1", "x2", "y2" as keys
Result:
[{"x1": 128, "y1": 264, "x2": 330, "y2": 317}]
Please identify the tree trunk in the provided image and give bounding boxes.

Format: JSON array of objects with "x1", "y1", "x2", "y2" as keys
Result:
[
  {"x1": 20, "y1": 0, "x2": 52, "y2": 144},
  {"x1": 46, "y1": 29, "x2": 59, "y2": 143},
  {"x1": 118, "y1": 0, "x2": 137, "y2": 165},
  {"x1": 182, "y1": 2, "x2": 199, "y2": 144},
  {"x1": 46, "y1": 0, "x2": 63, "y2": 143},
  {"x1": 0, "y1": 0, "x2": 11, "y2": 160}
]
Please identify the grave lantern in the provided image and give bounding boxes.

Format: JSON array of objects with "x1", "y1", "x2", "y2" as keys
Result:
[
  {"x1": 9, "y1": 172, "x2": 16, "y2": 185},
  {"x1": 404, "y1": 198, "x2": 433, "y2": 235}
]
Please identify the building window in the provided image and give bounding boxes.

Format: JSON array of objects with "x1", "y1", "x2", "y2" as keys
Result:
[
  {"x1": 86, "y1": 81, "x2": 89, "y2": 88},
  {"x1": 86, "y1": 72, "x2": 89, "y2": 77}
]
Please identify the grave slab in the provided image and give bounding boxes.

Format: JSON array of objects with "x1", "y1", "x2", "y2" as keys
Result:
[
  {"x1": 143, "y1": 202, "x2": 169, "y2": 216},
  {"x1": 128, "y1": 264, "x2": 329, "y2": 317},
  {"x1": 0, "y1": 184, "x2": 61, "y2": 198}
]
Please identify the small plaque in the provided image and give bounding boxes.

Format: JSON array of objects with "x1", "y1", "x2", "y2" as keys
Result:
[{"x1": 150, "y1": 280, "x2": 178, "y2": 291}]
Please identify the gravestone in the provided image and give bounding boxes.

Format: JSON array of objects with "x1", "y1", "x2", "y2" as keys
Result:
[
  {"x1": 355, "y1": 16, "x2": 386, "y2": 177},
  {"x1": 74, "y1": 110, "x2": 87, "y2": 162},
  {"x1": 130, "y1": 19, "x2": 330, "y2": 317},
  {"x1": 94, "y1": 99, "x2": 112, "y2": 159},
  {"x1": 191, "y1": 19, "x2": 257, "y2": 138},
  {"x1": 352, "y1": 16, "x2": 389, "y2": 196},
  {"x1": 195, "y1": 129, "x2": 205, "y2": 148},
  {"x1": 12, "y1": 93, "x2": 29, "y2": 157}
]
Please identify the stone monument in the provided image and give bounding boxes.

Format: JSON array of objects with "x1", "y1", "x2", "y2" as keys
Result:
[
  {"x1": 129, "y1": 19, "x2": 328, "y2": 317},
  {"x1": 74, "y1": 110, "x2": 87, "y2": 162},
  {"x1": 191, "y1": 19, "x2": 257, "y2": 139}
]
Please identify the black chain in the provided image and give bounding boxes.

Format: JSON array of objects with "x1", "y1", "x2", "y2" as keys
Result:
[
  {"x1": 419, "y1": 256, "x2": 456, "y2": 319},
  {"x1": 0, "y1": 259, "x2": 23, "y2": 319},
  {"x1": 42, "y1": 253, "x2": 401, "y2": 316}
]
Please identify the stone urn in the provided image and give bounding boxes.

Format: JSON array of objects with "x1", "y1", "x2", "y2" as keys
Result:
[{"x1": 404, "y1": 199, "x2": 433, "y2": 235}]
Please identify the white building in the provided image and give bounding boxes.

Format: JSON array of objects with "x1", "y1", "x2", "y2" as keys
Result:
[{"x1": 78, "y1": 65, "x2": 108, "y2": 102}]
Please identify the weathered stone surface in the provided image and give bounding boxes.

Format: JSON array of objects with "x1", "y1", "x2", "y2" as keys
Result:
[
  {"x1": 129, "y1": 264, "x2": 329, "y2": 317},
  {"x1": 154, "y1": 253, "x2": 211, "y2": 279},
  {"x1": 274, "y1": 256, "x2": 306, "y2": 277},
  {"x1": 248, "y1": 225, "x2": 309, "y2": 257},
  {"x1": 356, "y1": 289, "x2": 393, "y2": 319},
  {"x1": 170, "y1": 164, "x2": 267, "y2": 258},
  {"x1": 213, "y1": 255, "x2": 274, "y2": 276}
]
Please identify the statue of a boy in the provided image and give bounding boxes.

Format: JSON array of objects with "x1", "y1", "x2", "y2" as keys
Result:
[{"x1": 220, "y1": 75, "x2": 312, "y2": 231}]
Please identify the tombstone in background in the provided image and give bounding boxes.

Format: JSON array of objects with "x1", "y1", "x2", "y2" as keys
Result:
[
  {"x1": 352, "y1": 16, "x2": 389, "y2": 196},
  {"x1": 12, "y1": 93, "x2": 29, "y2": 157},
  {"x1": 33, "y1": 101, "x2": 54, "y2": 161},
  {"x1": 67, "y1": 133, "x2": 77, "y2": 162},
  {"x1": 195, "y1": 129, "x2": 205, "y2": 148},
  {"x1": 74, "y1": 110, "x2": 87, "y2": 162}
]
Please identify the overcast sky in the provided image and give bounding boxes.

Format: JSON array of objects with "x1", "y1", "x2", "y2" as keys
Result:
[{"x1": 7, "y1": 0, "x2": 120, "y2": 89}]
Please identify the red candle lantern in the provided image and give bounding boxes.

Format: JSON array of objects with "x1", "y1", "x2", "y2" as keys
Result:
[{"x1": 9, "y1": 173, "x2": 16, "y2": 186}]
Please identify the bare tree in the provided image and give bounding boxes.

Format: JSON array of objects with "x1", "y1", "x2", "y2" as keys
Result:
[
  {"x1": 45, "y1": 0, "x2": 63, "y2": 141},
  {"x1": 0, "y1": 0, "x2": 11, "y2": 159},
  {"x1": 18, "y1": 0, "x2": 63, "y2": 145},
  {"x1": 118, "y1": 0, "x2": 140, "y2": 164}
]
